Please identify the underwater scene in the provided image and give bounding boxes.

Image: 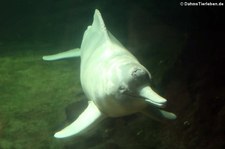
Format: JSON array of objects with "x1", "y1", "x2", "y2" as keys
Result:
[{"x1": 0, "y1": 0, "x2": 224, "y2": 149}]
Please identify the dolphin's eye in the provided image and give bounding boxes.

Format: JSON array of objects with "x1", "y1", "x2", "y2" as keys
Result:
[{"x1": 119, "y1": 85, "x2": 127, "y2": 93}]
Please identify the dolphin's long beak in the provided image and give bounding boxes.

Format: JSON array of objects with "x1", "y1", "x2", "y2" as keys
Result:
[{"x1": 139, "y1": 86, "x2": 167, "y2": 108}]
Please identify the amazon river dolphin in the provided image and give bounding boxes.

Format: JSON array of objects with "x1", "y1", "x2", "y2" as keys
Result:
[{"x1": 43, "y1": 9, "x2": 176, "y2": 138}]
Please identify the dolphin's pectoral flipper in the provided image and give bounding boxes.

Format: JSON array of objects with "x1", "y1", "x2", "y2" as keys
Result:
[
  {"x1": 43, "y1": 48, "x2": 81, "y2": 61},
  {"x1": 141, "y1": 106, "x2": 177, "y2": 122},
  {"x1": 54, "y1": 101, "x2": 105, "y2": 138}
]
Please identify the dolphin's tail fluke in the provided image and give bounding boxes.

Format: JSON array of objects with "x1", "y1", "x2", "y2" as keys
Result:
[
  {"x1": 54, "y1": 101, "x2": 105, "y2": 138},
  {"x1": 42, "y1": 48, "x2": 80, "y2": 61}
]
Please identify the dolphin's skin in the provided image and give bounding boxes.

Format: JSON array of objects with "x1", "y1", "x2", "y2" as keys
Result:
[{"x1": 43, "y1": 9, "x2": 176, "y2": 138}]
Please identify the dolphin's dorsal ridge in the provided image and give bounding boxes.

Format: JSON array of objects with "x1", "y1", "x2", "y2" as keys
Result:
[{"x1": 92, "y1": 9, "x2": 108, "y2": 37}]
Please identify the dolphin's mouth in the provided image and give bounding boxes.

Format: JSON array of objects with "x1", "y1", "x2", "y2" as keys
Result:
[
  {"x1": 123, "y1": 89, "x2": 166, "y2": 108},
  {"x1": 144, "y1": 98, "x2": 166, "y2": 108}
]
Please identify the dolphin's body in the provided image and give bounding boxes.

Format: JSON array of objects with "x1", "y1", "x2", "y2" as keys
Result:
[{"x1": 43, "y1": 9, "x2": 176, "y2": 138}]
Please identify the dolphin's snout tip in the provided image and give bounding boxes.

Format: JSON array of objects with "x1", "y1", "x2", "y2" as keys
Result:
[{"x1": 140, "y1": 86, "x2": 167, "y2": 108}]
